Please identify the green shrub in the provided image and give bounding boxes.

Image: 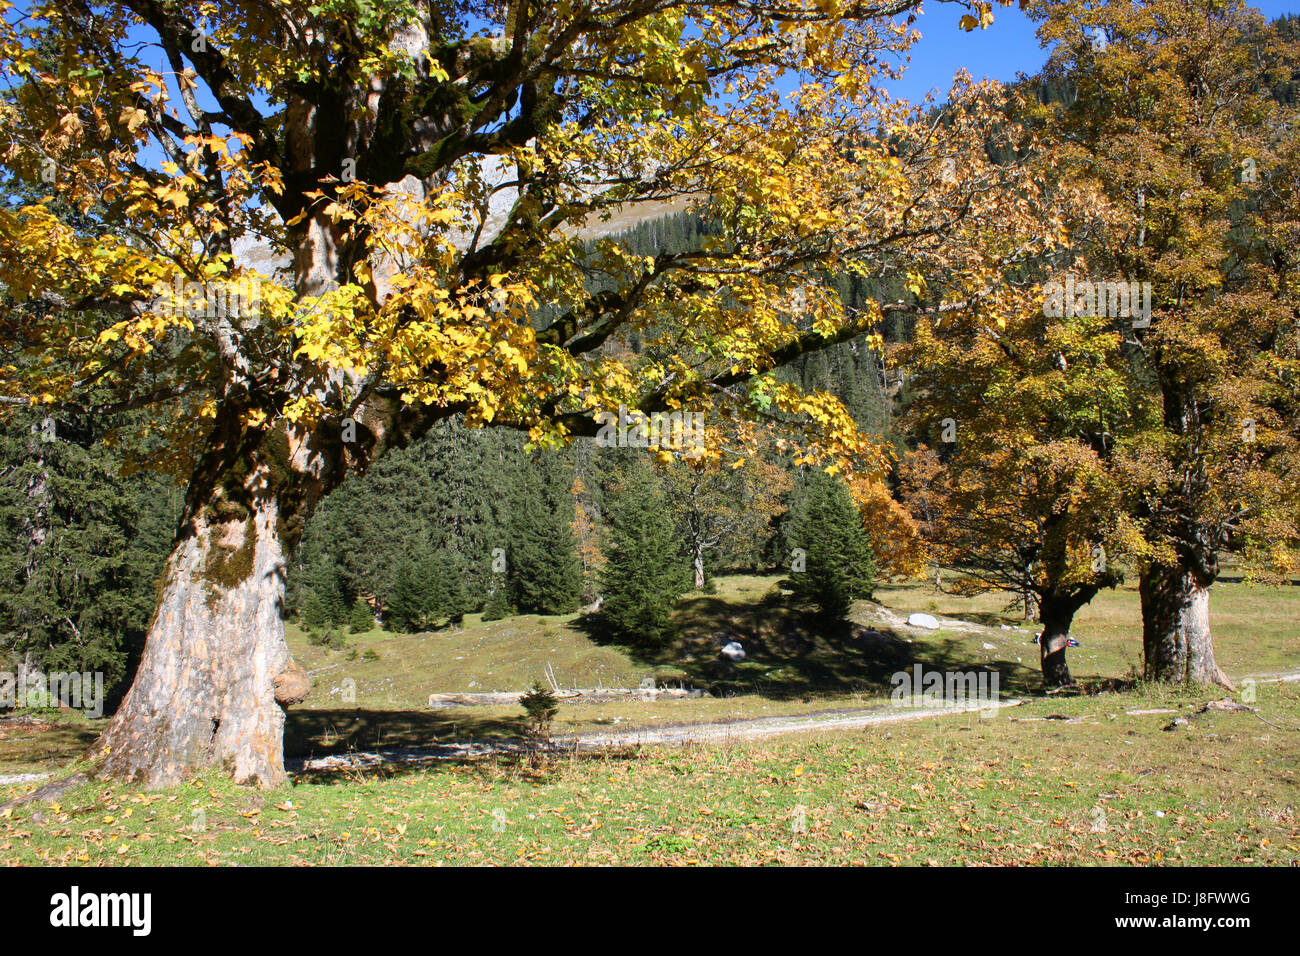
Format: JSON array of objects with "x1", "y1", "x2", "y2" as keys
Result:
[
  {"x1": 310, "y1": 627, "x2": 346, "y2": 651},
  {"x1": 519, "y1": 680, "x2": 560, "y2": 742},
  {"x1": 348, "y1": 602, "x2": 373, "y2": 634},
  {"x1": 481, "y1": 587, "x2": 513, "y2": 622}
]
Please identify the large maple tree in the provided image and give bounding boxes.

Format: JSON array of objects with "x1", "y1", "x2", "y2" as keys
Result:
[
  {"x1": 1, "y1": 0, "x2": 1044, "y2": 786},
  {"x1": 903, "y1": 276, "x2": 1141, "y2": 688},
  {"x1": 1028, "y1": 0, "x2": 1300, "y2": 687}
]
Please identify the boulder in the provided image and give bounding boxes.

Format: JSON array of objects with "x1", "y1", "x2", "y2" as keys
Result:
[{"x1": 906, "y1": 613, "x2": 941, "y2": 630}]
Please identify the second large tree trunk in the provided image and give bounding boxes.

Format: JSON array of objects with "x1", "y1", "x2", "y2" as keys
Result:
[
  {"x1": 1037, "y1": 594, "x2": 1080, "y2": 689},
  {"x1": 92, "y1": 478, "x2": 309, "y2": 789},
  {"x1": 1139, "y1": 563, "x2": 1233, "y2": 689}
]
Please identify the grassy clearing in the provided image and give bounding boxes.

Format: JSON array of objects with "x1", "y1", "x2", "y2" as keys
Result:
[
  {"x1": 3, "y1": 681, "x2": 1296, "y2": 866},
  {"x1": 293, "y1": 574, "x2": 1300, "y2": 710},
  {"x1": 283, "y1": 571, "x2": 912, "y2": 755},
  {"x1": 277, "y1": 573, "x2": 1298, "y2": 756},
  {"x1": 2, "y1": 572, "x2": 1295, "y2": 866},
  {"x1": 288, "y1": 612, "x2": 652, "y2": 703},
  {"x1": 877, "y1": 576, "x2": 1300, "y2": 682}
]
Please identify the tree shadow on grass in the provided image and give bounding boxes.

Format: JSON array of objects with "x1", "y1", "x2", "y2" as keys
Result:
[
  {"x1": 871, "y1": 582, "x2": 1030, "y2": 629},
  {"x1": 0, "y1": 716, "x2": 101, "y2": 771},
  {"x1": 573, "y1": 594, "x2": 1040, "y2": 699},
  {"x1": 284, "y1": 708, "x2": 525, "y2": 761},
  {"x1": 284, "y1": 710, "x2": 653, "y2": 787},
  {"x1": 288, "y1": 740, "x2": 646, "y2": 787}
]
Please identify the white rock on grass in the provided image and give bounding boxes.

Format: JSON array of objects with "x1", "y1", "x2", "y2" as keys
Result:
[{"x1": 906, "y1": 613, "x2": 941, "y2": 629}]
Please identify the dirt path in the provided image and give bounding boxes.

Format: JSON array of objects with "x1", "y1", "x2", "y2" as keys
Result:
[
  {"x1": 5, "y1": 698, "x2": 1019, "y2": 783},
  {"x1": 0, "y1": 771, "x2": 51, "y2": 786},
  {"x1": 565, "y1": 697, "x2": 1025, "y2": 748},
  {"x1": 6, "y1": 667, "x2": 1295, "y2": 785},
  {"x1": 1244, "y1": 670, "x2": 1300, "y2": 684},
  {"x1": 290, "y1": 697, "x2": 1024, "y2": 774}
]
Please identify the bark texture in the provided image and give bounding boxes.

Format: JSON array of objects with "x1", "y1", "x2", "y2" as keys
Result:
[
  {"x1": 92, "y1": 471, "x2": 302, "y2": 788},
  {"x1": 1140, "y1": 563, "x2": 1234, "y2": 689},
  {"x1": 1038, "y1": 616, "x2": 1074, "y2": 688}
]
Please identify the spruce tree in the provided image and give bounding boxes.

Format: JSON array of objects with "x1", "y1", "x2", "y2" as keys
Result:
[
  {"x1": 428, "y1": 548, "x2": 470, "y2": 625},
  {"x1": 385, "y1": 557, "x2": 428, "y2": 633},
  {"x1": 0, "y1": 410, "x2": 176, "y2": 692},
  {"x1": 508, "y1": 453, "x2": 582, "y2": 615},
  {"x1": 348, "y1": 601, "x2": 373, "y2": 634},
  {"x1": 307, "y1": 560, "x2": 348, "y2": 626},
  {"x1": 481, "y1": 584, "x2": 513, "y2": 622},
  {"x1": 299, "y1": 591, "x2": 328, "y2": 634},
  {"x1": 385, "y1": 549, "x2": 469, "y2": 631},
  {"x1": 781, "y1": 469, "x2": 876, "y2": 619},
  {"x1": 599, "y1": 464, "x2": 686, "y2": 643}
]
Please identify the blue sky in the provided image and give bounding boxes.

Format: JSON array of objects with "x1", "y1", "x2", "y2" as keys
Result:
[
  {"x1": 889, "y1": 1, "x2": 1300, "y2": 103},
  {"x1": 7, "y1": 1, "x2": 1299, "y2": 190}
]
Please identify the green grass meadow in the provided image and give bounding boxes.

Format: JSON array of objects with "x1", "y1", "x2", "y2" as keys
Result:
[{"x1": 3, "y1": 574, "x2": 1297, "y2": 866}]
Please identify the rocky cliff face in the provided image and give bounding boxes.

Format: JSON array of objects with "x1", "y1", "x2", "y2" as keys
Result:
[{"x1": 231, "y1": 151, "x2": 689, "y2": 288}]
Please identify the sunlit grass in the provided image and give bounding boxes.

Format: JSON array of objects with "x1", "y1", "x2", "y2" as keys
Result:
[
  {"x1": 3, "y1": 681, "x2": 1296, "y2": 866},
  {"x1": 3, "y1": 571, "x2": 1295, "y2": 866}
]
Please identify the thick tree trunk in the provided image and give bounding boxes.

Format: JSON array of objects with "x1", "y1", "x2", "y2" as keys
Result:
[
  {"x1": 92, "y1": 484, "x2": 308, "y2": 789},
  {"x1": 693, "y1": 548, "x2": 706, "y2": 590},
  {"x1": 1139, "y1": 563, "x2": 1234, "y2": 689},
  {"x1": 86, "y1": 72, "x2": 405, "y2": 788},
  {"x1": 1037, "y1": 597, "x2": 1077, "y2": 689}
]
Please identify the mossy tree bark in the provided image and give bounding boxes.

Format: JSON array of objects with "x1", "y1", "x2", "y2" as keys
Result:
[
  {"x1": 92, "y1": 485, "x2": 298, "y2": 787},
  {"x1": 91, "y1": 417, "x2": 315, "y2": 788}
]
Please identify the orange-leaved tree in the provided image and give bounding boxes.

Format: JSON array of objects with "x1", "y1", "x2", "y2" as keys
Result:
[
  {"x1": 902, "y1": 271, "x2": 1144, "y2": 687},
  {"x1": 1028, "y1": 0, "x2": 1300, "y2": 687}
]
